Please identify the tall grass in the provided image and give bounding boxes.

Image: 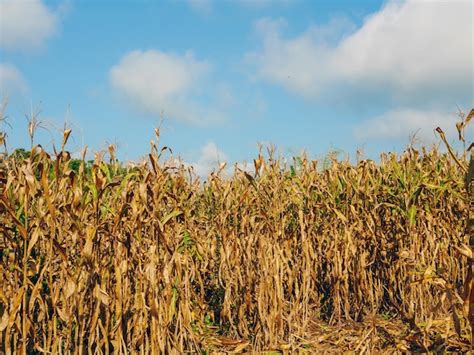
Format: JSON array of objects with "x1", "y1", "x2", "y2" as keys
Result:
[{"x1": 0, "y1": 110, "x2": 473, "y2": 353}]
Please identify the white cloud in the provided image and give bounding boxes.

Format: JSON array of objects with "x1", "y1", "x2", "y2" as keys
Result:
[
  {"x1": 165, "y1": 142, "x2": 227, "y2": 178},
  {"x1": 0, "y1": 63, "x2": 27, "y2": 96},
  {"x1": 248, "y1": 0, "x2": 474, "y2": 105},
  {"x1": 189, "y1": 142, "x2": 227, "y2": 177},
  {"x1": 165, "y1": 141, "x2": 257, "y2": 179},
  {"x1": 0, "y1": 0, "x2": 60, "y2": 51},
  {"x1": 110, "y1": 50, "x2": 228, "y2": 124},
  {"x1": 354, "y1": 108, "x2": 461, "y2": 143},
  {"x1": 189, "y1": 142, "x2": 255, "y2": 178}
]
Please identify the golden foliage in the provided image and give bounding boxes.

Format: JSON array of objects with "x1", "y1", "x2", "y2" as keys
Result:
[{"x1": 0, "y1": 112, "x2": 473, "y2": 352}]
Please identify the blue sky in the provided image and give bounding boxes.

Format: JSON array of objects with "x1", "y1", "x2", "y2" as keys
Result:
[{"x1": 0, "y1": 0, "x2": 473, "y2": 175}]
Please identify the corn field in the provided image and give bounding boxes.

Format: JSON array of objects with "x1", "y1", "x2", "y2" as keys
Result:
[{"x1": 0, "y1": 109, "x2": 473, "y2": 353}]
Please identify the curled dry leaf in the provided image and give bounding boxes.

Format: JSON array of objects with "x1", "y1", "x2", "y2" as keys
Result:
[{"x1": 1, "y1": 109, "x2": 472, "y2": 352}]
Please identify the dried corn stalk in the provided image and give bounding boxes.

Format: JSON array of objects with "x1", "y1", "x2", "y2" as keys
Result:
[
  {"x1": 0, "y1": 109, "x2": 472, "y2": 353},
  {"x1": 464, "y1": 112, "x2": 474, "y2": 349},
  {"x1": 0, "y1": 152, "x2": 5, "y2": 249}
]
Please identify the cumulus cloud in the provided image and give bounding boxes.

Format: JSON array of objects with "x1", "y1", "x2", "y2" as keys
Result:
[
  {"x1": 354, "y1": 108, "x2": 462, "y2": 143},
  {"x1": 0, "y1": 0, "x2": 60, "y2": 51},
  {"x1": 187, "y1": 142, "x2": 255, "y2": 178},
  {"x1": 188, "y1": 142, "x2": 227, "y2": 177},
  {"x1": 110, "y1": 50, "x2": 228, "y2": 124},
  {"x1": 247, "y1": 0, "x2": 473, "y2": 105},
  {"x1": 0, "y1": 63, "x2": 27, "y2": 96},
  {"x1": 165, "y1": 142, "x2": 227, "y2": 178},
  {"x1": 164, "y1": 141, "x2": 257, "y2": 179}
]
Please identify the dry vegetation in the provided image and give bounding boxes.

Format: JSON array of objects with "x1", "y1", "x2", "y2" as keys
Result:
[{"x1": 0, "y1": 109, "x2": 473, "y2": 353}]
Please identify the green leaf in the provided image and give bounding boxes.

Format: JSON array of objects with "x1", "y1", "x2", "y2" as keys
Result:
[
  {"x1": 408, "y1": 205, "x2": 416, "y2": 227},
  {"x1": 100, "y1": 163, "x2": 112, "y2": 182},
  {"x1": 168, "y1": 286, "x2": 178, "y2": 322},
  {"x1": 290, "y1": 165, "x2": 296, "y2": 177}
]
